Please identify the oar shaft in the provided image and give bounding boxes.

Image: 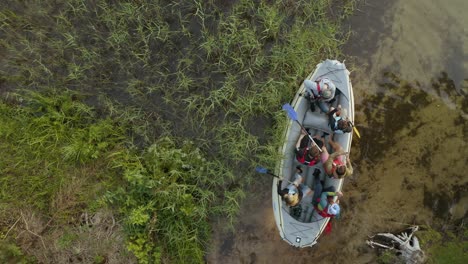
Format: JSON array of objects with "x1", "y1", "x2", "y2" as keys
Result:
[
  {"x1": 349, "y1": 121, "x2": 361, "y2": 138},
  {"x1": 282, "y1": 102, "x2": 322, "y2": 152},
  {"x1": 267, "y1": 172, "x2": 280, "y2": 178},
  {"x1": 294, "y1": 120, "x2": 322, "y2": 152}
]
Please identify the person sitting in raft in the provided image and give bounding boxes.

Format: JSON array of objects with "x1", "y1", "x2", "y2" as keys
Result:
[
  {"x1": 277, "y1": 166, "x2": 313, "y2": 207},
  {"x1": 311, "y1": 173, "x2": 343, "y2": 218},
  {"x1": 321, "y1": 135, "x2": 353, "y2": 179},
  {"x1": 304, "y1": 78, "x2": 337, "y2": 113},
  {"x1": 295, "y1": 130, "x2": 325, "y2": 167},
  {"x1": 328, "y1": 105, "x2": 352, "y2": 134}
]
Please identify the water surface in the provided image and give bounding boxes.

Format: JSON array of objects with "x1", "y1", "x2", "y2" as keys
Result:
[{"x1": 207, "y1": 0, "x2": 467, "y2": 262}]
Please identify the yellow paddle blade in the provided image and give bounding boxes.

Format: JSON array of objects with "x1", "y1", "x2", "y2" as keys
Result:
[{"x1": 353, "y1": 126, "x2": 361, "y2": 138}]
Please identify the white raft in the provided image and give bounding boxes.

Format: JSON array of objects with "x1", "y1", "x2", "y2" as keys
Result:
[{"x1": 272, "y1": 59, "x2": 355, "y2": 247}]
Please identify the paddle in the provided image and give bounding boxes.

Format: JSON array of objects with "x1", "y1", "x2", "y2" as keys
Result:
[
  {"x1": 348, "y1": 121, "x2": 361, "y2": 138},
  {"x1": 282, "y1": 103, "x2": 322, "y2": 152},
  {"x1": 255, "y1": 166, "x2": 280, "y2": 178},
  {"x1": 255, "y1": 166, "x2": 301, "y2": 184}
]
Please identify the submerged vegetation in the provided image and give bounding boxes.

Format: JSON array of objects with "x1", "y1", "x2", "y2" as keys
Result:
[
  {"x1": 418, "y1": 225, "x2": 467, "y2": 264},
  {"x1": 0, "y1": 0, "x2": 354, "y2": 262}
]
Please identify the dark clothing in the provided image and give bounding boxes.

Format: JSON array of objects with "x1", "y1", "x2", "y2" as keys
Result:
[
  {"x1": 295, "y1": 137, "x2": 324, "y2": 166},
  {"x1": 297, "y1": 136, "x2": 324, "y2": 149},
  {"x1": 311, "y1": 181, "x2": 336, "y2": 208}
]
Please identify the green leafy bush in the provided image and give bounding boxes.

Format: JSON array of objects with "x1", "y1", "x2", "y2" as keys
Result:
[
  {"x1": 0, "y1": 240, "x2": 33, "y2": 264},
  {"x1": 107, "y1": 137, "x2": 239, "y2": 263}
]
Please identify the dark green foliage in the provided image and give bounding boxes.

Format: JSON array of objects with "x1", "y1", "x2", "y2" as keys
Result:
[
  {"x1": 106, "y1": 137, "x2": 238, "y2": 263},
  {"x1": 0, "y1": 90, "x2": 123, "y2": 210},
  {"x1": 0, "y1": 240, "x2": 34, "y2": 264},
  {"x1": 418, "y1": 227, "x2": 468, "y2": 264},
  {"x1": 0, "y1": 90, "x2": 243, "y2": 263}
]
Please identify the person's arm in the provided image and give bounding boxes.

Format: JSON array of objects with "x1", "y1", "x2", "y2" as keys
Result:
[
  {"x1": 323, "y1": 80, "x2": 336, "y2": 102},
  {"x1": 323, "y1": 155, "x2": 334, "y2": 174},
  {"x1": 277, "y1": 180, "x2": 286, "y2": 196},
  {"x1": 304, "y1": 80, "x2": 317, "y2": 99},
  {"x1": 345, "y1": 156, "x2": 353, "y2": 176},
  {"x1": 295, "y1": 132, "x2": 307, "y2": 151},
  {"x1": 328, "y1": 108, "x2": 339, "y2": 116},
  {"x1": 328, "y1": 139, "x2": 344, "y2": 152},
  {"x1": 298, "y1": 188, "x2": 304, "y2": 200}
]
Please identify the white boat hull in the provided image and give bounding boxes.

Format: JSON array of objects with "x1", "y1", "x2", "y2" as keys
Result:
[{"x1": 272, "y1": 59, "x2": 354, "y2": 247}]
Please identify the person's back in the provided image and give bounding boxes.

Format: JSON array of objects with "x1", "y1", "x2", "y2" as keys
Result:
[
  {"x1": 321, "y1": 136, "x2": 353, "y2": 179},
  {"x1": 304, "y1": 78, "x2": 337, "y2": 112},
  {"x1": 295, "y1": 131, "x2": 324, "y2": 166}
]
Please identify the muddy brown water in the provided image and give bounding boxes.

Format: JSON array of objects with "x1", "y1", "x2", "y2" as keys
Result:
[{"x1": 207, "y1": 0, "x2": 468, "y2": 263}]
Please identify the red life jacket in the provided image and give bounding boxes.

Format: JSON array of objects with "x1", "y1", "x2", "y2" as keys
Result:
[
  {"x1": 296, "y1": 147, "x2": 319, "y2": 166},
  {"x1": 329, "y1": 157, "x2": 344, "y2": 175},
  {"x1": 310, "y1": 80, "x2": 323, "y2": 99},
  {"x1": 314, "y1": 198, "x2": 335, "y2": 235},
  {"x1": 316, "y1": 206, "x2": 335, "y2": 218}
]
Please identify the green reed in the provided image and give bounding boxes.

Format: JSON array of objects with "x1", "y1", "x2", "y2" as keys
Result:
[{"x1": 0, "y1": 0, "x2": 355, "y2": 262}]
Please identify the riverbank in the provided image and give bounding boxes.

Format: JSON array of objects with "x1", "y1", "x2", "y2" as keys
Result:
[{"x1": 0, "y1": 0, "x2": 354, "y2": 262}]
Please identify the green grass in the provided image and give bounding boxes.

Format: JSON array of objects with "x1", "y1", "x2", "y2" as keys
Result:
[
  {"x1": 418, "y1": 226, "x2": 468, "y2": 264},
  {"x1": 0, "y1": 0, "x2": 354, "y2": 263}
]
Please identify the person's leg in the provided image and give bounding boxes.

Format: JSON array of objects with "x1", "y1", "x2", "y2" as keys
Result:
[
  {"x1": 322, "y1": 186, "x2": 336, "y2": 193},
  {"x1": 328, "y1": 110, "x2": 337, "y2": 131},
  {"x1": 293, "y1": 173, "x2": 304, "y2": 186},
  {"x1": 301, "y1": 185, "x2": 312, "y2": 197},
  {"x1": 304, "y1": 80, "x2": 317, "y2": 112},
  {"x1": 304, "y1": 80, "x2": 316, "y2": 93},
  {"x1": 312, "y1": 180, "x2": 322, "y2": 206},
  {"x1": 317, "y1": 101, "x2": 329, "y2": 113},
  {"x1": 311, "y1": 168, "x2": 323, "y2": 206},
  {"x1": 328, "y1": 137, "x2": 343, "y2": 152}
]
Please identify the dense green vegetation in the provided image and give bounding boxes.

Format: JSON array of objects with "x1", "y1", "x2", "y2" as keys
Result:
[
  {"x1": 0, "y1": 0, "x2": 354, "y2": 263},
  {"x1": 0, "y1": 90, "x2": 242, "y2": 263}
]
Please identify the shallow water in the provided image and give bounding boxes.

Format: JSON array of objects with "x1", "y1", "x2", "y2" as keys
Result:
[{"x1": 207, "y1": 0, "x2": 467, "y2": 262}]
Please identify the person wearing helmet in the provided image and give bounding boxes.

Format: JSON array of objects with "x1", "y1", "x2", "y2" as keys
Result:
[
  {"x1": 304, "y1": 78, "x2": 337, "y2": 113},
  {"x1": 277, "y1": 166, "x2": 312, "y2": 207}
]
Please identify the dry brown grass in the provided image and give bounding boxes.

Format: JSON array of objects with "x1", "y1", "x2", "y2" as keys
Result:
[{"x1": 7, "y1": 209, "x2": 134, "y2": 263}]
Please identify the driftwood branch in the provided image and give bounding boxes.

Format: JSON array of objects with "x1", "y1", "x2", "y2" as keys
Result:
[
  {"x1": 366, "y1": 226, "x2": 426, "y2": 264},
  {"x1": 3, "y1": 216, "x2": 21, "y2": 239},
  {"x1": 20, "y1": 212, "x2": 47, "y2": 251}
]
